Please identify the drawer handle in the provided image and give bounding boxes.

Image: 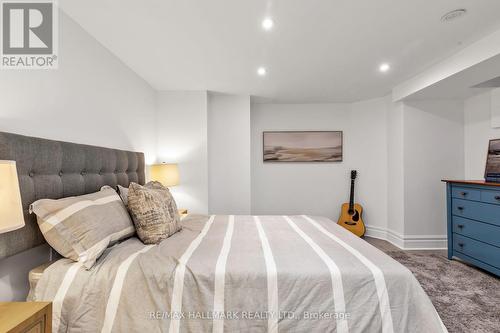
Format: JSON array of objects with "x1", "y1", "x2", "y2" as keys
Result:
[
  {"x1": 457, "y1": 206, "x2": 464, "y2": 211},
  {"x1": 495, "y1": 196, "x2": 500, "y2": 201},
  {"x1": 461, "y1": 192, "x2": 468, "y2": 196},
  {"x1": 457, "y1": 224, "x2": 464, "y2": 229},
  {"x1": 458, "y1": 242, "x2": 464, "y2": 247}
]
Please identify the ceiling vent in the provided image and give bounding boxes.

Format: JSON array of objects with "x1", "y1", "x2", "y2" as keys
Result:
[{"x1": 441, "y1": 9, "x2": 467, "y2": 22}]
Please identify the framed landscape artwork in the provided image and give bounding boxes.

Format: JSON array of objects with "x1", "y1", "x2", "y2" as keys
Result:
[
  {"x1": 485, "y1": 138, "x2": 500, "y2": 181},
  {"x1": 263, "y1": 131, "x2": 343, "y2": 162}
]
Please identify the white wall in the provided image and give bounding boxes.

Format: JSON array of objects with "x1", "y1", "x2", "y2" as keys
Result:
[
  {"x1": 350, "y1": 98, "x2": 389, "y2": 233},
  {"x1": 0, "y1": 13, "x2": 157, "y2": 160},
  {"x1": 403, "y1": 101, "x2": 464, "y2": 241},
  {"x1": 383, "y1": 100, "x2": 464, "y2": 248},
  {"x1": 386, "y1": 102, "x2": 405, "y2": 237},
  {"x1": 0, "y1": 245, "x2": 50, "y2": 302},
  {"x1": 251, "y1": 101, "x2": 389, "y2": 229},
  {"x1": 156, "y1": 91, "x2": 209, "y2": 214},
  {"x1": 0, "y1": 12, "x2": 157, "y2": 301},
  {"x1": 464, "y1": 91, "x2": 500, "y2": 178},
  {"x1": 249, "y1": 98, "x2": 463, "y2": 249},
  {"x1": 208, "y1": 93, "x2": 251, "y2": 214}
]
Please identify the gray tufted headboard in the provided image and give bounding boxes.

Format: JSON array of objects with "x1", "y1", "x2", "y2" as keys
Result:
[{"x1": 0, "y1": 132, "x2": 145, "y2": 259}]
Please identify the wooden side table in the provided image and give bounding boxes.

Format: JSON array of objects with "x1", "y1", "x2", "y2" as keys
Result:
[{"x1": 0, "y1": 302, "x2": 51, "y2": 333}]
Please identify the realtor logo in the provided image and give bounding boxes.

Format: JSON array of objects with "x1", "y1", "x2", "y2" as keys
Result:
[{"x1": 1, "y1": 0, "x2": 58, "y2": 69}]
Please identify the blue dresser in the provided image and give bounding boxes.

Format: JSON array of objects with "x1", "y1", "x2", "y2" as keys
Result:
[{"x1": 444, "y1": 180, "x2": 500, "y2": 276}]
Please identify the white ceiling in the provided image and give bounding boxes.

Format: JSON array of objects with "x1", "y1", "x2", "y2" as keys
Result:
[{"x1": 60, "y1": 0, "x2": 500, "y2": 103}]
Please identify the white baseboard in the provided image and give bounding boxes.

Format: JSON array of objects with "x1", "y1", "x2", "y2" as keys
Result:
[{"x1": 365, "y1": 225, "x2": 447, "y2": 250}]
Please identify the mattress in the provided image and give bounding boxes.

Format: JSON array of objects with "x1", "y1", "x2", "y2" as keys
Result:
[{"x1": 31, "y1": 214, "x2": 447, "y2": 332}]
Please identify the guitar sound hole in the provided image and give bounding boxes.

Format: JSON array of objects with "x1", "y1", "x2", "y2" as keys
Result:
[
  {"x1": 352, "y1": 210, "x2": 360, "y2": 222},
  {"x1": 344, "y1": 210, "x2": 360, "y2": 225}
]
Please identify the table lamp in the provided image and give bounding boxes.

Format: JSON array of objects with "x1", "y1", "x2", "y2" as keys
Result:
[
  {"x1": 0, "y1": 161, "x2": 25, "y2": 233},
  {"x1": 150, "y1": 163, "x2": 180, "y2": 187}
]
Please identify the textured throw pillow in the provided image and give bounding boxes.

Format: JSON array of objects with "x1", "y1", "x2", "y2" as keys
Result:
[
  {"x1": 127, "y1": 181, "x2": 181, "y2": 244},
  {"x1": 30, "y1": 186, "x2": 135, "y2": 269}
]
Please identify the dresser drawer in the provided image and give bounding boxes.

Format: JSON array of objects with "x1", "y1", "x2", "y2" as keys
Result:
[
  {"x1": 453, "y1": 216, "x2": 500, "y2": 247},
  {"x1": 480, "y1": 189, "x2": 500, "y2": 205},
  {"x1": 453, "y1": 234, "x2": 500, "y2": 269},
  {"x1": 452, "y1": 198, "x2": 500, "y2": 227},
  {"x1": 451, "y1": 186, "x2": 481, "y2": 201}
]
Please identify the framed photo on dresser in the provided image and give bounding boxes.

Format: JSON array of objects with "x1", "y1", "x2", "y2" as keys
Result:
[{"x1": 485, "y1": 138, "x2": 500, "y2": 182}]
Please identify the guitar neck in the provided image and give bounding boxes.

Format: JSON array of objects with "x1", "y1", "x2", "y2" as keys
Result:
[{"x1": 349, "y1": 179, "x2": 355, "y2": 211}]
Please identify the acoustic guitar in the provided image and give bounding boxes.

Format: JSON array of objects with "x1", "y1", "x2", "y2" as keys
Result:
[{"x1": 337, "y1": 170, "x2": 365, "y2": 237}]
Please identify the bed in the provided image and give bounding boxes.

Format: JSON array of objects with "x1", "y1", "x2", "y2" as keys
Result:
[{"x1": 0, "y1": 132, "x2": 447, "y2": 333}]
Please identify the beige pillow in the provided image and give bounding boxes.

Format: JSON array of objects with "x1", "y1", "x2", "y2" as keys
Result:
[
  {"x1": 127, "y1": 181, "x2": 181, "y2": 244},
  {"x1": 30, "y1": 186, "x2": 135, "y2": 269},
  {"x1": 116, "y1": 184, "x2": 129, "y2": 206}
]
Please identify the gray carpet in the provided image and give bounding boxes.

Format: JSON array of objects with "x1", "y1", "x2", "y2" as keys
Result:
[{"x1": 385, "y1": 250, "x2": 500, "y2": 333}]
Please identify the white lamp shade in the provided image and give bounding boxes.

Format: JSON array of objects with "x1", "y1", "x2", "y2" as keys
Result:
[
  {"x1": 0, "y1": 161, "x2": 25, "y2": 233},
  {"x1": 150, "y1": 163, "x2": 180, "y2": 187}
]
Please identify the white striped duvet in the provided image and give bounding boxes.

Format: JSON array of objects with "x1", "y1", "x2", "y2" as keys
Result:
[{"x1": 32, "y1": 214, "x2": 447, "y2": 333}]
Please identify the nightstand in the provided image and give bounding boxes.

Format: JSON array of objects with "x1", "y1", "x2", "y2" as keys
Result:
[{"x1": 0, "y1": 302, "x2": 52, "y2": 333}]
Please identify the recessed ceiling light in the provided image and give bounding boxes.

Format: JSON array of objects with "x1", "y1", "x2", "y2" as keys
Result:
[
  {"x1": 257, "y1": 67, "x2": 267, "y2": 76},
  {"x1": 379, "y1": 63, "x2": 390, "y2": 73},
  {"x1": 441, "y1": 9, "x2": 467, "y2": 22},
  {"x1": 262, "y1": 18, "x2": 274, "y2": 31}
]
